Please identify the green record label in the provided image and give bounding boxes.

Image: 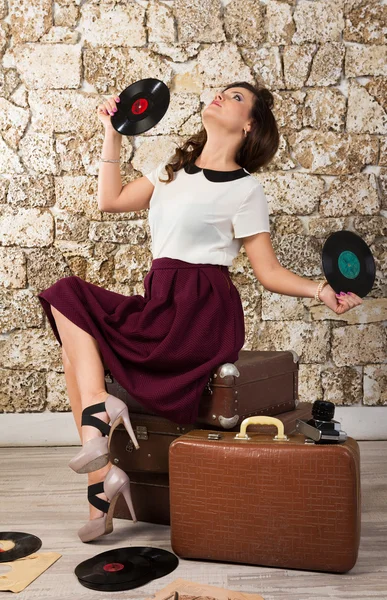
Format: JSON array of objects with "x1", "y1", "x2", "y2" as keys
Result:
[{"x1": 338, "y1": 250, "x2": 360, "y2": 279}]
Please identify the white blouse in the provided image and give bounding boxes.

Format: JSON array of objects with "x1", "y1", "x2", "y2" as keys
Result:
[{"x1": 144, "y1": 160, "x2": 271, "y2": 267}]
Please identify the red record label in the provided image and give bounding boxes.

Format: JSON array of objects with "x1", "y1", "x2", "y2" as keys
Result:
[
  {"x1": 103, "y1": 562, "x2": 125, "y2": 572},
  {"x1": 131, "y1": 98, "x2": 149, "y2": 114}
]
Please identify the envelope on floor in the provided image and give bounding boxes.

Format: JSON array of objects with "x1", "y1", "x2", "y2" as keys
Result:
[{"x1": 0, "y1": 552, "x2": 62, "y2": 593}]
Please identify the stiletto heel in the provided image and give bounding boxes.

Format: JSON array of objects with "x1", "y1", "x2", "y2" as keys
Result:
[
  {"x1": 119, "y1": 481, "x2": 137, "y2": 523},
  {"x1": 69, "y1": 394, "x2": 139, "y2": 474},
  {"x1": 78, "y1": 465, "x2": 137, "y2": 543},
  {"x1": 105, "y1": 395, "x2": 140, "y2": 452}
]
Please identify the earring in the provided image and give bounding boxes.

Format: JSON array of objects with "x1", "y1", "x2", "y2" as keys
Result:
[{"x1": 243, "y1": 129, "x2": 248, "y2": 137}]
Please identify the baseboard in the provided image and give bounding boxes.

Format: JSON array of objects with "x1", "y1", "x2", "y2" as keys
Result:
[{"x1": 0, "y1": 406, "x2": 386, "y2": 446}]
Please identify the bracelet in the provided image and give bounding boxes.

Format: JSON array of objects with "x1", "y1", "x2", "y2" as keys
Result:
[
  {"x1": 100, "y1": 157, "x2": 120, "y2": 163},
  {"x1": 314, "y1": 280, "x2": 328, "y2": 302}
]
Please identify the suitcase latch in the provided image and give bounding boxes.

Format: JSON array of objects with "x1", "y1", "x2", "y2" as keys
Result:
[
  {"x1": 126, "y1": 425, "x2": 147, "y2": 452},
  {"x1": 207, "y1": 433, "x2": 223, "y2": 440},
  {"x1": 135, "y1": 426, "x2": 148, "y2": 440}
]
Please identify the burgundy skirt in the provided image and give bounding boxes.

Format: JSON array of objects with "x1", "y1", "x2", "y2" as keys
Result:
[{"x1": 37, "y1": 257, "x2": 245, "y2": 424}]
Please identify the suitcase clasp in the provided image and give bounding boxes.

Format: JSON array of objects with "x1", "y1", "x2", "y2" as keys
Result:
[
  {"x1": 207, "y1": 433, "x2": 223, "y2": 440},
  {"x1": 135, "y1": 426, "x2": 148, "y2": 440},
  {"x1": 126, "y1": 426, "x2": 148, "y2": 452}
]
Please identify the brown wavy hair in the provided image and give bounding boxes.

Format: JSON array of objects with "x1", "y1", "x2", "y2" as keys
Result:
[{"x1": 158, "y1": 81, "x2": 280, "y2": 184}]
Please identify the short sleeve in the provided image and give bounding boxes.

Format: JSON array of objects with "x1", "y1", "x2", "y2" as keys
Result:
[
  {"x1": 232, "y1": 184, "x2": 271, "y2": 239},
  {"x1": 144, "y1": 161, "x2": 166, "y2": 186}
]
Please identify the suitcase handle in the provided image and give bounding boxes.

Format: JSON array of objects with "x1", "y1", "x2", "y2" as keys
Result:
[{"x1": 234, "y1": 416, "x2": 289, "y2": 442}]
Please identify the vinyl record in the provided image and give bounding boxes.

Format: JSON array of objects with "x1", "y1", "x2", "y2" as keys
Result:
[
  {"x1": 140, "y1": 546, "x2": 179, "y2": 579},
  {"x1": 0, "y1": 532, "x2": 42, "y2": 562},
  {"x1": 110, "y1": 78, "x2": 170, "y2": 136},
  {"x1": 75, "y1": 546, "x2": 178, "y2": 592},
  {"x1": 322, "y1": 230, "x2": 376, "y2": 297}
]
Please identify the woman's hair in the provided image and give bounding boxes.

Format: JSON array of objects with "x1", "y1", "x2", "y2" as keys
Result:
[{"x1": 158, "y1": 81, "x2": 280, "y2": 184}]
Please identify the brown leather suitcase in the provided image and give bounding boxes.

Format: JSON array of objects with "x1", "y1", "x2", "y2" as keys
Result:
[
  {"x1": 112, "y1": 403, "x2": 314, "y2": 526},
  {"x1": 105, "y1": 349, "x2": 299, "y2": 430},
  {"x1": 168, "y1": 416, "x2": 361, "y2": 574}
]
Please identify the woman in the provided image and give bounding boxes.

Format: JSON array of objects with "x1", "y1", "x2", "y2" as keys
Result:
[{"x1": 38, "y1": 80, "x2": 363, "y2": 543}]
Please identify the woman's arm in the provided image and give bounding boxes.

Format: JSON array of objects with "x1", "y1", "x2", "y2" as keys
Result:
[
  {"x1": 261, "y1": 264, "x2": 320, "y2": 298},
  {"x1": 97, "y1": 130, "x2": 123, "y2": 208},
  {"x1": 242, "y1": 232, "x2": 363, "y2": 312},
  {"x1": 242, "y1": 232, "x2": 319, "y2": 296}
]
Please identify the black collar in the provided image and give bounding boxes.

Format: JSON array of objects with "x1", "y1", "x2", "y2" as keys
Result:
[{"x1": 183, "y1": 162, "x2": 249, "y2": 182}]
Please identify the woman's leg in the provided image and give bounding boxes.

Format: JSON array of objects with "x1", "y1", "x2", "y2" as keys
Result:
[
  {"x1": 51, "y1": 306, "x2": 110, "y2": 441},
  {"x1": 52, "y1": 307, "x2": 113, "y2": 520},
  {"x1": 62, "y1": 347, "x2": 82, "y2": 442}
]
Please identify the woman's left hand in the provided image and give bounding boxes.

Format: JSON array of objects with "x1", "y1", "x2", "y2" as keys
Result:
[{"x1": 319, "y1": 283, "x2": 363, "y2": 314}]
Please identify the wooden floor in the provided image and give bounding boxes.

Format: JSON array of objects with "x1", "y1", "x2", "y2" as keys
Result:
[{"x1": 1, "y1": 442, "x2": 387, "y2": 600}]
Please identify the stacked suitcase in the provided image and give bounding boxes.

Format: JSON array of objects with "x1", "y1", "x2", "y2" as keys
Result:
[
  {"x1": 105, "y1": 349, "x2": 361, "y2": 572},
  {"x1": 105, "y1": 349, "x2": 314, "y2": 525}
]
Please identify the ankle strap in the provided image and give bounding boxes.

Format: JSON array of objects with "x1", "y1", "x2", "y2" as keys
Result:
[
  {"x1": 81, "y1": 402, "x2": 111, "y2": 436},
  {"x1": 88, "y1": 482, "x2": 110, "y2": 513}
]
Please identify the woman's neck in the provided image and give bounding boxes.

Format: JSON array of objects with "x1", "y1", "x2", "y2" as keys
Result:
[{"x1": 196, "y1": 139, "x2": 241, "y2": 171}]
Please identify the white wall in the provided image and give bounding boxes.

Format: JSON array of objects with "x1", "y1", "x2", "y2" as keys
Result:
[{"x1": 0, "y1": 406, "x2": 386, "y2": 446}]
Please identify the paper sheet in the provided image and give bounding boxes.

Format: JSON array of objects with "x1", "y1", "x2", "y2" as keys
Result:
[
  {"x1": 0, "y1": 552, "x2": 62, "y2": 593},
  {"x1": 145, "y1": 578, "x2": 265, "y2": 600}
]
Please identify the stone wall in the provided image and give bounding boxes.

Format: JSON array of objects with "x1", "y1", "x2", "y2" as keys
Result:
[{"x1": 0, "y1": 0, "x2": 386, "y2": 415}]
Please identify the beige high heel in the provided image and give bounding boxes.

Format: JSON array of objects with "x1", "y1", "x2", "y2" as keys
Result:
[
  {"x1": 78, "y1": 465, "x2": 137, "y2": 543},
  {"x1": 69, "y1": 394, "x2": 139, "y2": 474}
]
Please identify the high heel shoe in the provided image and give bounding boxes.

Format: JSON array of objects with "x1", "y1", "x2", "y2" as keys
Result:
[
  {"x1": 78, "y1": 465, "x2": 137, "y2": 543},
  {"x1": 69, "y1": 394, "x2": 140, "y2": 474}
]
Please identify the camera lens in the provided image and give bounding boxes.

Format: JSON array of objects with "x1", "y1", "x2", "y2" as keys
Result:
[{"x1": 312, "y1": 400, "x2": 335, "y2": 421}]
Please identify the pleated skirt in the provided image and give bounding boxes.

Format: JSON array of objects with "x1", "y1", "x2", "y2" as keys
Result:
[{"x1": 37, "y1": 257, "x2": 245, "y2": 424}]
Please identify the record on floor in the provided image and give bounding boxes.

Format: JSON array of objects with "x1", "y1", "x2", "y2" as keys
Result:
[
  {"x1": 0, "y1": 532, "x2": 42, "y2": 562},
  {"x1": 74, "y1": 546, "x2": 179, "y2": 591},
  {"x1": 110, "y1": 78, "x2": 170, "y2": 136},
  {"x1": 322, "y1": 230, "x2": 376, "y2": 297}
]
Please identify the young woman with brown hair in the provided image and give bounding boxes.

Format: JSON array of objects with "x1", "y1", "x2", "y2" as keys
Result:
[{"x1": 37, "y1": 80, "x2": 362, "y2": 543}]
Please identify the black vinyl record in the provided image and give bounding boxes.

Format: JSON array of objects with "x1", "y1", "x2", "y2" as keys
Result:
[
  {"x1": 322, "y1": 230, "x2": 376, "y2": 297},
  {"x1": 74, "y1": 546, "x2": 178, "y2": 592},
  {"x1": 111, "y1": 78, "x2": 170, "y2": 136},
  {"x1": 0, "y1": 532, "x2": 42, "y2": 562}
]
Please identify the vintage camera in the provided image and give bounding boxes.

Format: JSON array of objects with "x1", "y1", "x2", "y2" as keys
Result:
[{"x1": 295, "y1": 400, "x2": 348, "y2": 444}]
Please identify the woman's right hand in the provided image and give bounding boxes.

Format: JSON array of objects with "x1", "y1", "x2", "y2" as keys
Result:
[{"x1": 96, "y1": 94, "x2": 121, "y2": 134}]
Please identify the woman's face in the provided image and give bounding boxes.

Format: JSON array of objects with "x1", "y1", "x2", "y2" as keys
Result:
[{"x1": 202, "y1": 87, "x2": 255, "y2": 135}]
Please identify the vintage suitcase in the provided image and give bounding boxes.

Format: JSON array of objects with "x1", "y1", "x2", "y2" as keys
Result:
[
  {"x1": 112, "y1": 403, "x2": 314, "y2": 526},
  {"x1": 114, "y1": 472, "x2": 170, "y2": 526},
  {"x1": 109, "y1": 402, "x2": 312, "y2": 474},
  {"x1": 168, "y1": 416, "x2": 361, "y2": 574},
  {"x1": 105, "y1": 349, "x2": 299, "y2": 429}
]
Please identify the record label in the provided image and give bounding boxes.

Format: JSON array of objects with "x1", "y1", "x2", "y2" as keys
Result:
[
  {"x1": 103, "y1": 562, "x2": 125, "y2": 572},
  {"x1": 337, "y1": 250, "x2": 360, "y2": 279}
]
